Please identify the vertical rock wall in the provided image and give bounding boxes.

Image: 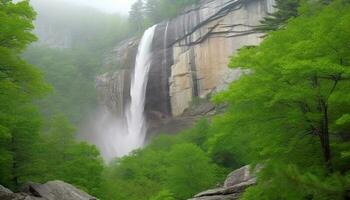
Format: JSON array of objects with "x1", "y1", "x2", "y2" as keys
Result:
[
  {"x1": 145, "y1": 23, "x2": 173, "y2": 123},
  {"x1": 97, "y1": 0, "x2": 275, "y2": 130},
  {"x1": 164, "y1": 0, "x2": 274, "y2": 116},
  {"x1": 96, "y1": 38, "x2": 138, "y2": 116}
]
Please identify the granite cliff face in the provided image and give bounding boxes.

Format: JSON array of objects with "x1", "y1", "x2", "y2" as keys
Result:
[
  {"x1": 156, "y1": 0, "x2": 274, "y2": 117},
  {"x1": 97, "y1": 0, "x2": 274, "y2": 134},
  {"x1": 96, "y1": 38, "x2": 138, "y2": 116}
]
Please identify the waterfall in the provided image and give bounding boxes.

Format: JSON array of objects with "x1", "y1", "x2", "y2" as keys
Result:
[
  {"x1": 163, "y1": 22, "x2": 169, "y2": 69},
  {"x1": 125, "y1": 25, "x2": 156, "y2": 152},
  {"x1": 84, "y1": 26, "x2": 156, "y2": 161}
]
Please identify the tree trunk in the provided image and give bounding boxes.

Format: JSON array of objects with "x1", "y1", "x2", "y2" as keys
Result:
[
  {"x1": 11, "y1": 136, "x2": 19, "y2": 188},
  {"x1": 321, "y1": 102, "x2": 333, "y2": 173}
]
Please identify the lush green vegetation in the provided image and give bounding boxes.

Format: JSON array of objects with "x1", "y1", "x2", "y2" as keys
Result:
[
  {"x1": 213, "y1": 1, "x2": 350, "y2": 198},
  {"x1": 0, "y1": 0, "x2": 47, "y2": 189},
  {"x1": 0, "y1": 0, "x2": 104, "y2": 196},
  {"x1": 100, "y1": 119, "x2": 227, "y2": 200},
  {"x1": 100, "y1": 0, "x2": 350, "y2": 199},
  {"x1": 1, "y1": 0, "x2": 350, "y2": 200}
]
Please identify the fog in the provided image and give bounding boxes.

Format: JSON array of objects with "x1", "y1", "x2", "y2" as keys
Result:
[
  {"x1": 23, "y1": 0, "x2": 138, "y2": 161},
  {"x1": 31, "y1": 0, "x2": 136, "y2": 14},
  {"x1": 29, "y1": 0, "x2": 130, "y2": 49}
]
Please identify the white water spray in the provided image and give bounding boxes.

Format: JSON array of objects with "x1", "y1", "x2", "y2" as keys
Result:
[
  {"x1": 125, "y1": 25, "x2": 156, "y2": 152},
  {"x1": 81, "y1": 26, "x2": 156, "y2": 160}
]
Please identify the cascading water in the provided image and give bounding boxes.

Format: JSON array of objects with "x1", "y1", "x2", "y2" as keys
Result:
[
  {"x1": 124, "y1": 25, "x2": 156, "y2": 153},
  {"x1": 84, "y1": 26, "x2": 156, "y2": 161}
]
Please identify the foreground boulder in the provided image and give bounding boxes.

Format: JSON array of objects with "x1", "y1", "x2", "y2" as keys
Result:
[
  {"x1": 188, "y1": 165, "x2": 258, "y2": 200},
  {"x1": 0, "y1": 180, "x2": 97, "y2": 200}
]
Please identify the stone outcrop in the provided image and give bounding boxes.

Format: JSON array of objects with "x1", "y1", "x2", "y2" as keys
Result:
[
  {"x1": 188, "y1": 165, "x2": 258, "y2": 200},
  {"x1": 0, "y1": 181, "x2": 96, "y2": 200}
]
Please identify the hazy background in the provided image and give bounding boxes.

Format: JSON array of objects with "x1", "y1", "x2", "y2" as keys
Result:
[{"x1": 31, "y1": 0, "x2": 137, "y2": 14}]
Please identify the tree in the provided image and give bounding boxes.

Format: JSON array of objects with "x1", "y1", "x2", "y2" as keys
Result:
[
  {"x1": 144, "y1": 0, "x2": 161, "y2": 24},
  {"x1": 257, "y1": 0, "x2": 300, "y2": 31},
  {"x1": 129, "y1": 0, "x2": 145, "y2": 32},
  {"x1": 166, "y1": 144, "x2": 217, "y2": 199},
  {"x1": 32, "y1": 115, "x2": 104, "y2": 196},
  {"x1": 211, "y1": 0, "x2": 350, "y2": 198},
  {"x1": 0, "y1": 0, "x2": 49, "y2": 189},
  {"x1": 99, "y1": 121, "x2": 226, "y2": 200}
]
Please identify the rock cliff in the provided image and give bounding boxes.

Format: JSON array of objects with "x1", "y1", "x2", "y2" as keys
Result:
[
  {"x1": 96, "y1": 38, "x2": 138, "y2": 116},
  {"x1": 96, "y1": 0, "x2": 274, "y2": 133},
  {"x1": 161, "y1": 0, "x2": 274, "y2": 116}
]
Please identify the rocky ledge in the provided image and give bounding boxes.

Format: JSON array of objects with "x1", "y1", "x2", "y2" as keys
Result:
[
  {"x1": 0, "y1": 180, "x2": 96, "y2": 200},
  {"x1": 188, "y1": 165, "x2": 258, "y2": 200}
]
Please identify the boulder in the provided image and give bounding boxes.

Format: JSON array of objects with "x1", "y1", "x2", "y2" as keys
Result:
[
  {"x1": 188, "y1": 165, "x2": 257, "y2": 200},
  {"x1": 0, "y1": 185, "x2": 13, "y2": 194},
  {"x1": 0, "y1": 180, "x2": 97, "y2": 200},
  {"x1": 22, "y1": 181, "x2": 96, "y2": 200},
  {"x1": 0, "y1": 184, "x2": 41, "y2": 200},
  {"x1": 195, "y1": 179, "x2": 256, "y2": 198},
  {"x1": 224, "y1": 165, "x2": 256, "y2": 188},
  {"x1": 189, "y1": 194, "x2": 240, "y2": 200}
]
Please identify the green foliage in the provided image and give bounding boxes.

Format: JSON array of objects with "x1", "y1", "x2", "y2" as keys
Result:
[
  {"x1": 241, "y1": 163, "x2": 350, "y2": 200},
  {"x1": 101, "y1": 119, "x2": 224, "y2": 200},
  {"x1": 166, "y1": 144, "x2": 217, "y2": 199},
  {"x1": 208, "y1": 0, "x2": 350, "y2": 199},
  {"x1": 30, "y1": 115, "x2": 104, "y2": 196},
  {"x1": 3, "y1": 1, "x2": 350, "y2": 200},
  {"x1": 207, "y1": 115, "x2": 255, "y2": 169},
  {"x1": 149, "y1": 190, "x2": 175, "y2": 200},
  {"x1": 0, "y1": 1, "x2": 105, "y2": 197},
  {"x1": 0, "y1": 0, "x2": 37, "y2": 51},
  {"x1": 0, "y1": 0, "x2": 49, "y2": 189}
]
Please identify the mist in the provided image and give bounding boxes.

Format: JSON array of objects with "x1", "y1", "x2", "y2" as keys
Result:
[
  {"x1": 23, "y1": 0, "x2": 137, "y2": 161},
  {"x1": 30, "y1": 0, "x2": 136, "y2": 15}
]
